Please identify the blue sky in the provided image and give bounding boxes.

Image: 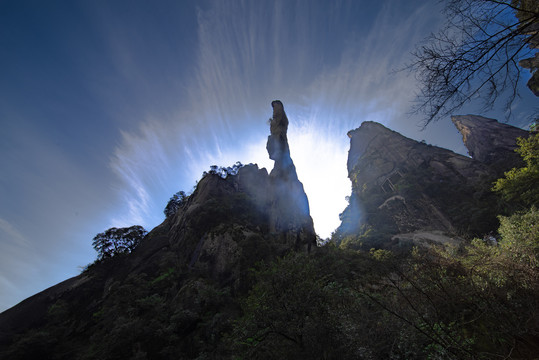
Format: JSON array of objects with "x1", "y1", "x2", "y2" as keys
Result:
[{"x1": 0, "y1": 0, "x2": 536, "y2": 312}]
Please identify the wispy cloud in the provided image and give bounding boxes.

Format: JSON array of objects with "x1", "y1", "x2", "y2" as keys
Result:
[
  {"x1": 3, "y1": 0, "x2": 532, "y2": 314},
  {"x1": 107, "y1": 0, "x2": 445, "y2": 237},
  {"x1": 0, "y1": 217, "x2": 40, "y2": 310},
  {"x1": 0, "y1": 218, "x2": 31, "y2": 248},
  {"x1": 0, "y1": 123, "x2": 111, "y2": 310}
]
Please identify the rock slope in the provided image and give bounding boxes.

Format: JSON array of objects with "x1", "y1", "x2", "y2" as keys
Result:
[
  {"x1": 452, "y1": 114, "x2": 528, "y2": 173},
  {"x1": 335, "y1": 118, "x2": 520, "y2": 249},
  {"x1": 0, "y1": 101, "x2": 315, "y2": 358}
]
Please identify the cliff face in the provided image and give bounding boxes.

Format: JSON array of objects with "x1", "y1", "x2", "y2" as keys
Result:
[
  {"x1": 336, "y1": 120, "x2": 502, "y2": 249},
  {"x1": 452, "y1": 114, "x2": 528, "y2": 173},
  {"x1": 266, "y1": 100, "x2": 315, "y2": 250},
  {"x1": 0, "y1": 101, "x2": 315, "y2": 357}
]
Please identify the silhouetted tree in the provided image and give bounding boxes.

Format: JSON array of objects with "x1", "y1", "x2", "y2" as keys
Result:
[
  {"x1": 204, "y1": 161, "x2": 245, "y2": 178},
  {"x1": 408, "y1": 0, "x2": 539, "y2": 126},
  {"x1": 92, "y1": 225, "x2": 147, "y2": 260},
  {"x1": 164, "y1": 190, "x2": 189, "y2": 218}
]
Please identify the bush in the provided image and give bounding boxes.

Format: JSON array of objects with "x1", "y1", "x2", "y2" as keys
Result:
[
  {"x1": 164, "y1": 191, "x2": 189, "y2": 218},
  {"x1": 493, "y1": 132, "x2": 539, "y2": 210},
  {"x1": 92, "y1": 225, "x2": 147, "y2": 260}
]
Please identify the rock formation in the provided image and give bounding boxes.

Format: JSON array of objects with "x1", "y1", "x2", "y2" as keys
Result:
[
  {"x1": 0, "y1": 106, "x2": 532, "y2": 358},
  {"x1": 266, "y1": 100, "x2": 293, "y2": 176},
  {"x1": 0, "y1": 100, "x2": 316, "y2": 357},
  {"x1": 452, "y1": 114, "x2": 528, "y2": 173},
  {"x1": 336, "y1": 120, "x2": 501, "y2": 249},
  {"x1": 266, "y1": 100, "x2": 315, "y2": 251}
]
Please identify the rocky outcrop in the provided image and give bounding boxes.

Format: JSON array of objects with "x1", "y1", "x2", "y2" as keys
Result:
[
  {"x1": 516, "y1": 14, "x2": 539, "y2": 96},
  {"x1": 452, "y1": 115, "x2": 528, "y2": 173},
  {"x1": 336, "y1": 121, "x2": 501, "y2": 249},
  {"x1": 126, "y1": 101, "x2": 315, "y2": 291},
  {"x1": 0, "y1": 100, "x2": 316, "y2": 353},
  {"x1": 267, "y1": 100, "x2": 293, "y2": 176},
  {"x1": 266, "y1": 100, "x2": 315, "y2": 250}
]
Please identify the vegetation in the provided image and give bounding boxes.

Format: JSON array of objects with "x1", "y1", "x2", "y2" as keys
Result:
[
  {"x1": 5, "y1": 115, "x2": 539, "y2": 360},
  {"x1": 231, "y1": 208, "x2": 539, "y2": 359},
  {"x1": 164, "y1": 190, "x2": 189, "y2": 218},
  {"x1": 4, "y1": 0, "x2": 539, "y2": 357},
  {"x1": 3, "y1": 138, "x2": 539, "y2": 359},
  {"x1": 6, "y1": 220, "x2": 538, "y2": 359},
  {"x1": 408, "y1": 0, "x2": 539, "y2": 125},
  {"x1": 3, "y1": 0, "x2": 538, "y2": 351},
  {"x1": 92, "y1": 225, "x2": 147, "y2": 260},
  {"x1": 203, "y1": 161, "x2": 245, "y2": 179},
  {"x1": 493, "y1": 130, "x2": 539, "y2": 210}
]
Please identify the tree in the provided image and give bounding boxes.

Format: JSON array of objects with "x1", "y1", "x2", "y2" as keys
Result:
[
  {"x1": 408, "y1": 0, "x2": 539, "y2": 126},
  {"x1": 498, "y1": 206, "x2": 539, "y2": 271},
  {"x1": 164, "y1": 190, "x2": 189, "y2": 218},
  {"x1": 493, "y1": 130, "x2": 539, "y2": 208},
  {"x1": 92, "y1": 225, "x2": 147, "y2": 260},
  {"x1": 204, "y1": 161, "x2": 245, "y2": 179},
  {"x1": 231, "y1": 251, "x2": 375, "y2": 359}
]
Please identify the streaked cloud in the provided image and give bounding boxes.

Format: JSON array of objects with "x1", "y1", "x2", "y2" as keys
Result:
[
  {"x1": 108, "y1": 0, "x2": 444, "y2": 239},
  {"x1": 0, "y1": 122, "x2": 111, "y2": 311},
  {"x1": 4, "y1": 0, "x2": 532, "y2": 313},
  {"x1": 0, "y1": 218, "x2": 30, "y2": 249}
]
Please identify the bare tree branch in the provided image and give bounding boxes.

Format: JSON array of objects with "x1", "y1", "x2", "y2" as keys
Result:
[{"x1": 405, "y1": 0, "x2": 539, "y2": 127}]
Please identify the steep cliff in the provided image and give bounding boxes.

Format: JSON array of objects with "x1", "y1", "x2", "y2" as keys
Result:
[
  {"x1": 266, "y1": 100, "x2": 315, "y2": 251},
  {"x1": 452, "y1": 114, "x2": 529, "y2": 173},
  {"x1": 335, "y1": 120, "x2": 502, "y2": 249},
  {"x1": 0, "y1": 101, "x2": 315, "y2": 359}
]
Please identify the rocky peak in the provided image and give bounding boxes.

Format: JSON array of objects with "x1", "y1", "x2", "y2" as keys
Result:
[
  {"x1": 452, "y1": 114, "x2": 528, "y2": 172},
  {"x1": 266, "y1": 100, "x2": 296, "y2": 179},
  {"x1": 149, "y1": 101, "x2": 315, "y2": 286},
  {"x1": 336, "y1": 120, "x2": 500, "y2": 249},
  {"x1": 265, "y1": 100, "x2": 315, "y2": 250},
  {"x1": 0, "y1": 101, "x2": 316, "y2": 351},
  {"x1": 346, "y1": 121, "x2": 491, "y2": 184}
]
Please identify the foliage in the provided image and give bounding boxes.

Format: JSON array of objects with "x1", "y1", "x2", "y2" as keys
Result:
[
  {"x1": 493, "y1": 132, "x2": 539, "y2": 209},
  {"x1": 164, "y1": 190, "x2": 189, "y2": 218},
  {"x1": 233, "y1": 210, "x2": 539, "y2": 359},
  {"x1": 498, "y1": 206, "x2": 539, "y2": 271},
  {"x1": 230, "y1": 250, "x2": 391, "y2": 359},
  {"x1": 5, "y1": 145, "x2": 539, "y2": 359},
  {"x1": 92, "y1": 225, "x2": 147, "y2": 260},
  {"x1": 407, "y1": 0, "x2": 539, "y2": 125},
  {"x1": 6, "y1": 224, "x2": 539, "y2": 359},
  {"x1": 203, "y1": 161, "x2": 245, "y2": 179},
  {"x1": 393, "y1": 208, "x2": 539, "y2": 358}
]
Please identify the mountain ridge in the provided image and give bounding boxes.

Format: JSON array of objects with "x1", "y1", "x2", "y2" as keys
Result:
[
  {"x1": 0, "y1": 101, "x2": 316, "y2": 355},
  {"x1": 0, "y1": 106, "x2": 534, "y2": 359},
  {"x1": 334, "y1": 116, "x2": 527, "y2": 249}
]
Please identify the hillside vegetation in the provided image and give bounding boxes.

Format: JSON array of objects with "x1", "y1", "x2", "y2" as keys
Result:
[{"x1": 1, "y1": 112, "x2": 538, "y2": 359}]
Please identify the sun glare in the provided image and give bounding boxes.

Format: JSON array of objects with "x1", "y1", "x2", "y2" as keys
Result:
[
  {"x1": 288, "y1": 125, "x2": 349, "y2": 239},
  {"x1": 195, "y1": 120, "x2": 351, "y2": 240},
  {"x1": 240, "y1": 122, "x2": 350, "y2": 239}
]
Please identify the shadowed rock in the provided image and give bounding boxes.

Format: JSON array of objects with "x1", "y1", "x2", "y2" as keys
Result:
[
  {"x1": 0, "y1": 100, "x2": 317, "y2": 354},
  {"x1": 266, "y1": 100, "x2": 315, "y2": 251},
  {"x1": 266, "y1": 100, "x2": 296, "y2": 179},
  {"x1": 336, "y1": 120, "x2": 503, "y2": 248},
  {"x1": 452, "y1": 114, "x2": 528, "y2": 174}
]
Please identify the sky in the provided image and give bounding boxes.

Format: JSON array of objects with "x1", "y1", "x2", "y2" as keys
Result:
[{"x1": 0, "y1": 0, "x2": 536, "y2": 312}]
